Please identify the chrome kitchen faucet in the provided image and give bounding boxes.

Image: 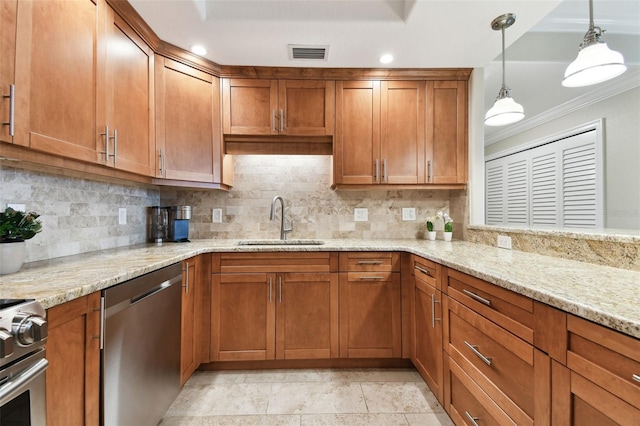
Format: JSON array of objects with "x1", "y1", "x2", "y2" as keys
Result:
[{"x1": 270, "y1": 195, "x2": 293, "y2": 240}]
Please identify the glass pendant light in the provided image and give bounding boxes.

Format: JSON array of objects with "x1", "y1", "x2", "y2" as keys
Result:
[
  {"x1": 562, "y1": 0, "x2": 626, "y2": 87},
  {"x1": 485, "y1": 13, "x2": 525, "y2": 127}
]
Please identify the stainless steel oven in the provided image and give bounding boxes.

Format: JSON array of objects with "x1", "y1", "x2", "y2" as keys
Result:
[{"x1": 0, "y1": 299, "x2": 48, "y2": 426}]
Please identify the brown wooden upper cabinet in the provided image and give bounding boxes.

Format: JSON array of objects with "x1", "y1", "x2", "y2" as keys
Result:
[
  {"x1": 8, "y1": 0, "x2": 154, "y2": 176},
  {"x1": 155, "y1": 57, "x2": 222, "y2": 184},
  {"x1": 334, "y1": 79, "x2": 467, "y2": 188},
  {"x1": 334, "y1": 80, "x2": 425, "y2": 185},
  {"x1": 99, "y1": 7, "x2": 155, "y2": 177},
  {"x1": 426, "y1": 81, "x2": 468, "y2": 184},
  {"x1": 0, "y1": 0, "x2": 17, "y2": 144},
  {"x1": 222, "y1": 78, "x2": 335, "y2": 136}
]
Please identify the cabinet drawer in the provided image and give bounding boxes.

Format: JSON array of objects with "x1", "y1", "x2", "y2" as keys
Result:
[
  {"x1": 567, "y1": 315, "x2": 640, "y2": 409},
  {"x1": 448, "y1": 298, "x2": 535, "y2": 425},
  {"x1": 447, "y1": 357, "x2": 516, "y2": 426},
  {"x1": 217, "y1": 252, "x2": 335, "y2": 273},
  {"x1": 345, "y1": 271, "x2": 395, "y2": 282},
  {"x1": 446, "y1": 268, "x2": 533, "y2": 343},
  {"x1": 412, "y1": 255, "x2": 439, "y2": 289},
  {"x1": 339, "y1": 252, "x2": 400, "y2": 272}
]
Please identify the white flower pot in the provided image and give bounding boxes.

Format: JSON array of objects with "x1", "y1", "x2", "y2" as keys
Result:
[
  {"x1": 0, "y1": 241, "x2": 26, "y2": 275},
  {"x1": 443, "y1": 231, "x2": 453, "y2": 242},
  {"x1": 427, "y1": 231, "x2": 436, "y2": 241}
]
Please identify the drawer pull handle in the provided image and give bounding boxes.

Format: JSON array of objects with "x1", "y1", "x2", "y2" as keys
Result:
[
  {"x1": 414, "y1": 265, "x2": 431, "y2": 276},
  {"x1": 633, "y1": 374, "x2": 640, "y2": 383},
  {"x1": 462, "y1": 289, "x2": 491, "y2": 306},
  {"x1": 464, "y1": 340, "x2": 492, "y2": 366},
  {"x1": 357, "y1": 260, "x2": 384, "y2": 265},
  {"x1": 269, "y1": 277, "x2": 273, "y2": 304},
  {"x1": 465, "y1": 411, "x2": 480, "y2": 426},
  {"x1": 358, "y1": 276, "x2": 384, "y2": 280},
  {"x1": 431, "y1": 294, "x2": 440, "y2": 328}
]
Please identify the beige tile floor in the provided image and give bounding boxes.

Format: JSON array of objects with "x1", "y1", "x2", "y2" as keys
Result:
[{"x1": 160, "y1": 368, "x2": 454, "y2": 426}]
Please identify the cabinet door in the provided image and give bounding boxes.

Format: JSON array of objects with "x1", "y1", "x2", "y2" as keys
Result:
[
  {"x1": 14, "y1": 0, "x2": 100, "y2": 158},
  {"x1": 426, "y1": 81, "x2": 468, "y2": 184},
  {"x1": 334, "y1": 80, "x2": 380, "y2": 184},
  {"x1": 414, "y1": 278, "x2": 443, "y2": 402},
  {"x1": 211, "y1": 272, "x2": 275, "y2": 361},
  {"x1": 380, "y1": 81, "x2": 425, "y2": 184},
  {"x1": 339, "y1": 271, "x2": 401, "y2": 358},
  {"x1": 0, "y1": 0, "x2": 16, "y2": 143},
  {"x1": 278, "y1": 80, "x2": 334, "y2": 136},
  {"x1": 100, "y1": 8, "x2": 154, "y2": 176},
  {"x1": 180, "y1": 257, "x2": 197, "y2": 385},
  {"x1": 276, "y1": 272, "x2": 339, "y2": 360},
  {"x1": 222, "y1": 78, "x2": 277, "y2": 135},
  {"x1": 156, "y1": 57, "x2": 220, "y2": 182},
  {"x1": 552, "y1": 362, "x2": 639, "y2": 426},
  {"x1": 46, "y1": 292, "x2": 101, "y2": 426}
]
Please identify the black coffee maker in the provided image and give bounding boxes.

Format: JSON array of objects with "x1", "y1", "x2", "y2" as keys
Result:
[{"x1": 167, "y1": 205, "x2": 191, "y2": 242}]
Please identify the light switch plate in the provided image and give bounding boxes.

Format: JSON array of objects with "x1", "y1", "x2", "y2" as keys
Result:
[
  {"x1": 402, "y1": 207, "x2": 416, "y2": 221},
  {"x1": 118, "y1": 208, "x2": 127, "y2": 225},
  {"x1": 212, "y1": 208, "x2": 222, "y2": 223},
  {"x1": 354, "y1": 208, "x2": 368, "y2": 222},
  {"x1": 497, "y1": 235, "x2": 512, "y2": 250}
]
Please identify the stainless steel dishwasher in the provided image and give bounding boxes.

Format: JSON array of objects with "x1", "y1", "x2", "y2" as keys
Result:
[{"x1": 101, "y1": 263, "x2": 182, "y2": 426}]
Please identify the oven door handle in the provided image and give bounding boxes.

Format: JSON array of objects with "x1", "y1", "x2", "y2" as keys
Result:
[{"x1": 0, "y1": 358, "x2": 48, "y2": 406}]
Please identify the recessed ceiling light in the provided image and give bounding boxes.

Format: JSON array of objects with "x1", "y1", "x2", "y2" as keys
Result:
[
  {"x1": 190, "y1": 45, "x2": 207, "y2": 56},
  {"x1": 379, "y1": 54, "x2": 394, "y2": 64}
]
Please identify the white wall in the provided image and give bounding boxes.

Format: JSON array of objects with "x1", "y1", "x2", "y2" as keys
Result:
[{"x1": 484, "y1": 86, "x2": 640, "y2": 230}]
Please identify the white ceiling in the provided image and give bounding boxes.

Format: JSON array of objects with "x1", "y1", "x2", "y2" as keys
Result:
[{"x1": 129, "y1": 0, "x2": 640, "y2": 144}]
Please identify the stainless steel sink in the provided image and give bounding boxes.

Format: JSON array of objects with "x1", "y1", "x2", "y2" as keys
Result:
[{"x1": 237, "y1": 239, "x2": 325, "y2": 246}]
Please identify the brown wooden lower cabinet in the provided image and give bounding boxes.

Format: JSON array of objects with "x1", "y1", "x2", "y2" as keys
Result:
[
  {"x1": 210, "y1": 253, "x2": 339, "y2": 362},
  {"x1": 550, "y1": 314, "x2": 640, "y2": 425},
  {"x1": 180, "y1": 255, "x2": 211, "y2": 385},
  {"x1": 45, "y1": 292, "x2": 100, "y2": 426},
  {"x1": 411, "y1": 255, "x2": 444, "y2": 402}
]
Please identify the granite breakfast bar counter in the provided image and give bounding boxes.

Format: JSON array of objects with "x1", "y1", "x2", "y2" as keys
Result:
[{"x1": 1, "y1": 238, "x2": 639, "y2": 339}]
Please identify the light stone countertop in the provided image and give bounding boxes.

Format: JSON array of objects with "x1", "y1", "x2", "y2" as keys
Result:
[{"x1": 1, "y1": 239, "x2": 638, "y2": 339}]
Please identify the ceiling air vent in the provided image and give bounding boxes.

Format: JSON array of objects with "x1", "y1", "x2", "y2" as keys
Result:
[{"x1": 288, "y1": 44, "x2": 329, "y2": 61}]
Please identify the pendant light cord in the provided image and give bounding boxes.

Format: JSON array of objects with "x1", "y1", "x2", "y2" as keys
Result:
[{"x1": 501, "y1": 24, "x2": 506, "y2": 89}]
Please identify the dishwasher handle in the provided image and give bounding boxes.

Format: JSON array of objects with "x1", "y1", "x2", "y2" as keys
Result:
[{"x1": 130, "y1": 281, "x2": 173, "y2": 305}]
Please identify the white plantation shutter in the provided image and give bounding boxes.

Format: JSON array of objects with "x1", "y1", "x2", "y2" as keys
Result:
[
  {"x1": 485, "y1": 128, "x2": 602, "y2": 228},
  {"x1": 486, "y1": 162, "x2": 505, "y2": 225},
  {"x1": 560, "y1": 131, "x2": 601, "y2": 227},
  {"x1": 506, "y1": 158, "x2": 529, "y2": 225},
  {"x1": 530, "y1": 145, "x2": 558, "y2": 226}
]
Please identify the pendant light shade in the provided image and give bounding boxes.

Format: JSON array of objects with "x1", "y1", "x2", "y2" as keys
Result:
[
  {"x1": 485, "y1": 13, "x2": 525, "y2": 127},
  {"x1": 562, "y1": 0, "x2": 626, "y2": 87}
]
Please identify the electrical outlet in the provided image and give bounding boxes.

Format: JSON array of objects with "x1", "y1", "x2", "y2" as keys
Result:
[
  {"x1": 212, "y1": 208, "x2": 222, "y2": 223},
  {"x1": 497, "y1": 235, "x2": 512, "y2": 250},
  {"x1": 7, "y1": 203, "x2": 26, "y2": 212},
  {"x1": 354, "y1": 208, "x2": 368, "y2": 222},
  {"x1": 402, "y1": 207, "x2": 416, "y2": 221},
  {"x1": 118, "y1": 208, "x2": 127, "y2": 225}
]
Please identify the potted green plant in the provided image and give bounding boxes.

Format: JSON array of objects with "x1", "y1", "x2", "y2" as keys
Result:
[
  {"x1": 0, "y1": 207, "x2": 42, "y2": 274},
  {"x1": 437, "y1": 211, "x2": 453, "y2": 241},
  {"x1": 426, "y1": 214, "x2": 437, "y2": 241}
]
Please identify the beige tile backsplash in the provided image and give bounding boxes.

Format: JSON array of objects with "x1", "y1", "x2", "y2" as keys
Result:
[
  {"x1": 161, "y1": 155, "x2": 464, "y2": 241},
  {"x1": 1, "y1": 156, "x2": 464, "y2": 263},
  {"x1": 1, "y1": 164, "x2": 160, "y2": 263}
]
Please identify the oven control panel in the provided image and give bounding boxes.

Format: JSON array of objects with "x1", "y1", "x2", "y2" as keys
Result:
[{"x1": 0, "y1": 299, "x2": 47, "y2": 367}]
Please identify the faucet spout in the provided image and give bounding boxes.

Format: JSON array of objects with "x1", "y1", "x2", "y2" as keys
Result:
[{"x1": 270, "y1": 196, "x2": 293, "y2": 240}]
